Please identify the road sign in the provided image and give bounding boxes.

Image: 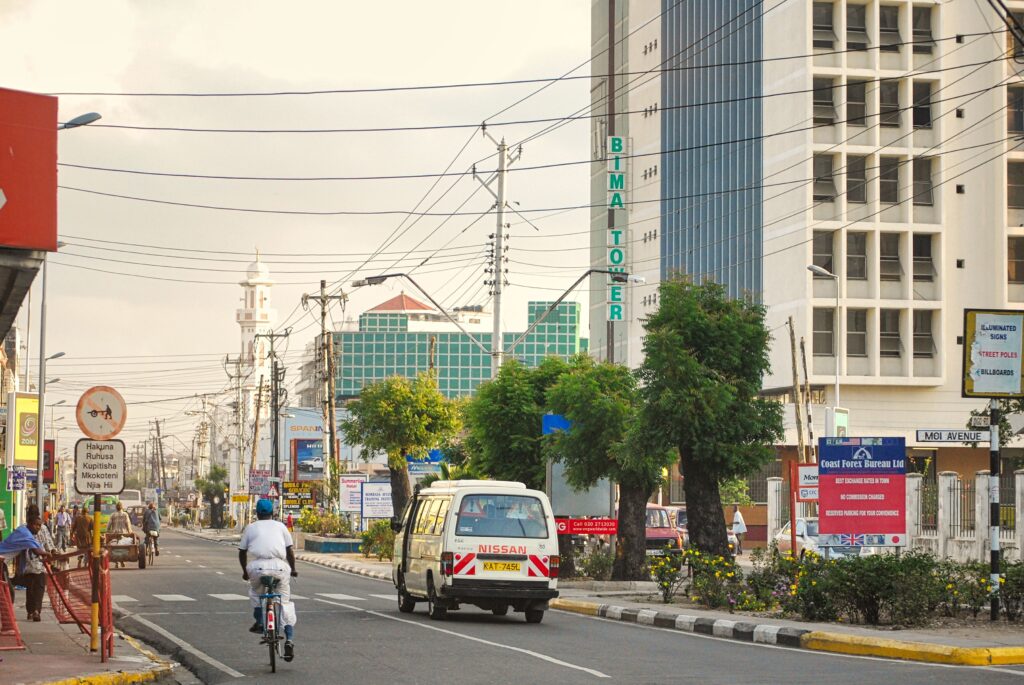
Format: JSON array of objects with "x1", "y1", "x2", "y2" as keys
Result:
[
  {"x1": 915, "y1": 429, "x2": 987, "y2": 443},
  {"x1": 7, "y1": 466, "x2": 26, "y2": 491},
  {"x1": 970, "y1": 415, "x2": 991, "y2": 428},
  {"x1": 231, "y1": 494, "x2": 249, "y2": 503},
  {"x1": 818, "y1": 437, "x2": 906, "y2": 546},
  {"x1": 74, "y1": 439, "x2": 125, "y2": 495},
  {"x1": 962, "y1": 309, "x2": 1024, "y2": 398},
  {"x1": 555, "y1": 518, "x2": 619, "y2": 535},
  {"x1": 266, "y1": 483, "x2": 279, "y2": 498},
  {"x1": 76, "y1": 386, "x2": 127, "y2": 440}
]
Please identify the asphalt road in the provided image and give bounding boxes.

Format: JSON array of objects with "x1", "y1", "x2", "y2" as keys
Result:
[{"x1": 113, "y1": 530, "x2": 1024, "y2": 685}]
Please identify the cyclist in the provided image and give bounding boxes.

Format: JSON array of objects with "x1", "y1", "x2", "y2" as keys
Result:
[
  {"x1": 239, "y1": 499, "x2": 297, "y2": 662},
  {"x1": 142, "y1": 502, "x2": 160, "y2": 556}
]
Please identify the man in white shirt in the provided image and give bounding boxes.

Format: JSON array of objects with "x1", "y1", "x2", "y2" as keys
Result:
[{"x1": 238, "y1": 498, "x2": 297, "y2": 662}]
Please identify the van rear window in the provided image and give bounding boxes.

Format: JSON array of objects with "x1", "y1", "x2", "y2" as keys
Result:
[{"x1": 455, "y1": 495, "x2": 548, "y2": 538}]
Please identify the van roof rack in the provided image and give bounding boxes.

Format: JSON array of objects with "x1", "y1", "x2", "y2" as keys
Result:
[{"x1": 425, "y1": 480, "x2": 526, "y2": 489}]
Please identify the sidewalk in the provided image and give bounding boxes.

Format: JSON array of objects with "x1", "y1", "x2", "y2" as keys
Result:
[{"x1": 2, "y1": 594, "x2": 172, "y2": 685}]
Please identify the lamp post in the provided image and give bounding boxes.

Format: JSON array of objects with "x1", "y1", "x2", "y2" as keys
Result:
[{"x1": 807, "y1": 264, "x2": 841, "y2": 420}]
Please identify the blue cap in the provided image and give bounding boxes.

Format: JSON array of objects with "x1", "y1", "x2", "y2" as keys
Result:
[{"x1": 255, "y1": 499, "x2": 274, "y2": 516}]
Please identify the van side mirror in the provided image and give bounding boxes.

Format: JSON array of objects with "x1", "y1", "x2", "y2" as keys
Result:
[{"x1": 390, "y1": 517, "x2": 402, "y2": 533}]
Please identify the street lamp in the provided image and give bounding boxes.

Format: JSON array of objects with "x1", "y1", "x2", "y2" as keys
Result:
[
  {"x1": 807, "y1": 264, "x2": 841, "y2": 421},
  {"x1": 35, "y1": 351, "x2": 64, "y2": 513},
  {"x1": 57, "y1": 112, "x2": 102, "y2": 130}
]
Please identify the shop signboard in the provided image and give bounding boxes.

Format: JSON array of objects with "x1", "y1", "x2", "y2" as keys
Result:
[
  {"x1": 339, "y1": 475, "x2": 367, "y2": 513},
  {"x1": 360, "y1": 482, "x2": 393, "y2": 519},
  {"x1": 962, "y1": 309, "x2": 1024, "y2": 398}
]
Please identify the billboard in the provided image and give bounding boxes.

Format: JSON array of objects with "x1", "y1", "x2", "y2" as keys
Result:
[
  {"x1": 339, "y1": 475, "x2": 367, "y2": 513},
  {"x1": 43, "y1": 439, "x2": 55, "y2": 484},
  {"x1": 360, "y1": 482, "x2": 393, "y2": 519},
  {"x1": 282, "y1": 481, "x2": 314, "y2": 513},
  {"x1": 543, "y1": 414, "x2": 614, "y2": 518},
  {"x1": 0, "y1": 87, "x2": 58, "y2": 251},
  {"x1": 291, "y1": 438, "x2": 324, "y2": 482},
  {"x1": 6, "y1": 392, "x2": 39, "y2": 468},
  {"x1": 962, "y1": 309, "x2": 1024, "y2": 398},
  {"x1": 818, "y1": 437, "x2": 907, "y2": 546}
]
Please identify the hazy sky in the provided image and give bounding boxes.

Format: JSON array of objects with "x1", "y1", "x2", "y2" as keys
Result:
[{"x1": 2, "y1": 1, "x2": 593, "y2": 452}]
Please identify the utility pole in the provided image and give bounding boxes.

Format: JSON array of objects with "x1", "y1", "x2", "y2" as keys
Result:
[
  {"x1": 224, "y1": 354, "x2": 247, "y2": 525},
  {"x1": 254, "y1": 329, "x2": 290, "y2": 510},
  {"x1": 787, "y1": 317, "x2": 807, "y2": 463},
  {"x1": 302, "y1": 281, "x2": 346, "y2": 508},
  {"x1": 248, "y1": 377, "x2": 265, "y2": 523},
  {"x1": 474, "y1": 131, "x2": 520, "y2": 376},
  {"x1": 153, "y1": 420, "x2": 167, "y2": 502},
  {"x1": 800, "y1": 337, "x2": 816, "y2": 461}
]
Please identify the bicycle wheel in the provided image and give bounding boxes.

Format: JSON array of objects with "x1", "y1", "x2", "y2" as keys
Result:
[{"x1": 147, "y1": 539, "x2": 155, "y2": 567}]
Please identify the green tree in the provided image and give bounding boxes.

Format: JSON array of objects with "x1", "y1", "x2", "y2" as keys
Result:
[
  {"x1": 464, "y1": 357, "x2": 572, "y2": 490},
  {"x1": 342, "y1": 372, "x2": 461, "y2": 516},
  {"x1": 637, "y1": 278, "x2": 783, "y2": 557},
  {"x1": 194, "y1": 465, "x2": 229, "y2": 504},
  {"x1": 545, "y1": 357, "x2": 674, "y2": 580}
]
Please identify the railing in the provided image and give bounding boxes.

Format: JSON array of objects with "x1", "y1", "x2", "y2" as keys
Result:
[
  {"x1": 948, "y1": 479, "x2": 975, "y2": 538},
  {"x1": 920, "y1": 480, "x2": 938, "y2": 534}
]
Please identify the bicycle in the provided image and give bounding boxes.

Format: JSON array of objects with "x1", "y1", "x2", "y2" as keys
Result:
[
  {"x1": 144, "y1": 531, "x2": 158, "y2": 567},
  {"x1": 258, "y1": 576, "x2": 284, "y2": 673}
]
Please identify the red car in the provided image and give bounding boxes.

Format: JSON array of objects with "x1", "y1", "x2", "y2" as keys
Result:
[{"x1": 645, "y1": 504, "x2": 683, "y2": 556}]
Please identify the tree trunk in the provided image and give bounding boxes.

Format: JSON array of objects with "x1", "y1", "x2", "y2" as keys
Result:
[
  {"x1": 390, "y1": 451, "x2": 412, "y2": 517},
  {"x1": 612, "y1": 482, "x2": 650, "y2": 580},
  {"x1": 680, "y1": 452, "x2": 730, "y2": 557},
  {"x1": 557, "y1": 534, "x2": 577, "y2": 579}
]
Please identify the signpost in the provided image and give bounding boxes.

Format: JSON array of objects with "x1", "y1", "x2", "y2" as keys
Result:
[
  {"x1": 915, "y1": 429, "x2": 987, "y2": 443},
  {"x1": 818, "y1": 437, "x2": 906, "y2": 548},
  {"x1": 339, "y1": 475, "x2": 367, "y2": 513},
  {"x1": 74, "y1": 439, "x2": 125, "y2": 496},
  {"x1": 554, "y1": 518, "x2": 619, "y2": 535},
  {"x1": 961, "y1": 309, "x2": 1024, "y2": 620},
  {"x1": 282, "y1": 481, "x2": 314, "y2": 514},
  {"x1": 360, "y1": 482, "x2": 393, "y2": 524},
  {"x1": 75, "y1": 386, "x2": 127, "y2": 441}
]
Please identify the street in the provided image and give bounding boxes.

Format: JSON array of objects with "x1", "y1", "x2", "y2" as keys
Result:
[{"x1": 109, "y1": 530, "x2": 1024, "y2": 685}]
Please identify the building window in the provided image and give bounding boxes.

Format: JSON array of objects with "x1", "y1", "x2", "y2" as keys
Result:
[
  {"x1": 1011, "y1": 12, "x2": 1024, "y2": 59},
  {"x1": 880, "y1": 233, "x2": 902, "y2": 281},
  {"x1": 1010, "y1": 237, "x2": 1024, "y2": 284},
  {"x1": 1009, "y1": 87, "x2": 1024, "y2": 134},
  {"x1": 880, "y1": 156, "x2": 900, "y2": 204},
  {"x1": 813, "y1": 231, "x2": 835, "y2": 275},
  {"x1": 879, "y1": 6, "x2": 901, "y2": 52},
  {"x1": 847, "y1": 155, "x2": 867, "y2": 203},
  {"x1": 813, "y1": 77, "x2": 836, "y2": 124},
  {"x1": 913, "y1": 157, "x2": 933, "y2": 206},
  {"x1": 912, "y1": 7, "x2": 934, "y2": 54},
  {"x1": 847, "y1": 309, "x2": 868, "y2": 357},
  {"x1": 880, "y1": 80, "x2": 901, "y2": 127},
  {"x1": 1010, "y1": 162, "x2": 1024, "y2": 209},
  {"x1": 847, "y1": 4, "x2": 869, "y2": 50},
  {"x1": 847, "y1": 80, "x2": 867, "y2": 126},
  {"x1": 813, "y1": 154, "x2": 837, "y2": 201},
  {"x1": 847, "y1": 232, "x2": 868, "y2": 280},
  {"x1": 880, "y1": 309, "x2": 902, "y2": 358},
  {"x1": 813, "y1": 308, "x2": 836, "y2": 356},
  {"x1": 813, "y1": 2, "x2": 836, "y2": 49},
  {"x1": 913, "y1": 234, "x2": 934, "y2": 282},
  {"x1": 913, "y1": 310, "x2": 935, "y2": 358},
  {"x1": 913, "y1": 82, "x2": 933, "y2": 129}
]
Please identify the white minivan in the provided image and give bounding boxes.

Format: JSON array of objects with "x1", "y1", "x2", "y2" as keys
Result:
[{"x1": 392, "y1": 480, "x2": 560, "y2": 623}]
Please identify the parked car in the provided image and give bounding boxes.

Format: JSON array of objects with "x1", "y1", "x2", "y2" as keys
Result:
[
  {"x1": 774, "y1": 517, "x2": 881, "y2": 558},
  {"x1": 671, "y1": 506, "x2": 739, "y2": 553},
  {"x1": 645, "y1": 504, "x2": 683, "y2": 556}
]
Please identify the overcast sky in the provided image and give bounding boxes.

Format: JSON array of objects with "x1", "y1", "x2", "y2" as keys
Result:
[{"x1": 2, "y1": 1, "x2": 592, "y2": 451}]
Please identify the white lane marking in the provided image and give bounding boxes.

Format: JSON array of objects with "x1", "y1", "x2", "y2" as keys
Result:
[
  {"x1": 112, "y1": 595, "x2": 137, "y2": 603},
  {"x1": 289, "y1": 594, "x2": 308, "y2": 600},
  {"x1": 557, "y1": 611, "x2": 1024, "y2": 677},
  {"x1": 215, "y1": 571, "x2": 224, "y2": 575},
  {"x1": 209, "y1": 593, "x2": 249, "y2": 601},
  {"x1": 127, "y1": 614, "x2": 245, "y2": 679},
  {"x1": 369, "y1": 594, "x2": 397, "y2": 601},
  {"x1": 153, "y1": 594, "x2": 195, "y2": 602},
  {"x1": 316, "y1": 593, "x2": 365, "y2": 601},
  {"x1": 314, "y1": 598, "x2": 609, "y2": 678},
  {"x1": 174, "y1": 555, "x2": 181, "y2": 558},
  {"x1": 186, "y1": 559, "x2": 193, "y2": 563},
  {"x1": 199, "y1": 564, "x2": 206, "y2": 568}
]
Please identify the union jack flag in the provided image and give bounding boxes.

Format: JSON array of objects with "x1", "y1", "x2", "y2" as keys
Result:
[{"x1": 837, "y1": 534, "x2": 866, "y2": 546}]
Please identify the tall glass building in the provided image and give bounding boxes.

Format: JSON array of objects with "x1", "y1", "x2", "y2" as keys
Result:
[{"x1": 333, "y1": 294, "x2": 587, "y2": 399}]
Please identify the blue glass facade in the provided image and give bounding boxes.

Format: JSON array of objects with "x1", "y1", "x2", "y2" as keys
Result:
[{"x1": 661, "y1": 0, "x2": 763, "y2": 299}]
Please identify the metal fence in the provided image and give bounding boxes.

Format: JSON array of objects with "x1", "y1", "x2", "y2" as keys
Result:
[
  {"x1": 747, "y1": 460, "x2": 783, "y2": 504},
  {"x1": 948, "y1": 479, "x2": 976, "y2": 538},
  {"x1": 920, "y1": 480, "x2": 938, "y2": 534},
  {"x1": 1001, "y1": 476, "x2": 1016, "y2": 533}
]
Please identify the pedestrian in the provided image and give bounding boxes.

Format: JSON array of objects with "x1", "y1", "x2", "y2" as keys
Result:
[
  {"x1": 142, "y1": 502, "x2": 161, "y2": 556},
  {"x1": 54, "y1": 505, "x2": 72, "y2": 552},
  {"x1": 106, "y1": 502, "x2": 132, "y2": 568},
  {"x1": 731, "y1": 505, "x2": 747, "y2": 555},
  {"x1": 0, "y1": 504, "x2": 7, "y2": 542},
  {"x1": 286, "y1": 512, "x2": 294, "y2": 531},
  {"x1": 22, "y1": 515, "x2": 55, "y2": 621},
  {"x1": 72, "y1": 507, "x2": 93, "y2": 568}
]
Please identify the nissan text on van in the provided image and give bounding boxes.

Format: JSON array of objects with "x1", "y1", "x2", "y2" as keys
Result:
[{"x1": 392, "y1": 480, "x2": 560, "y2": 623}]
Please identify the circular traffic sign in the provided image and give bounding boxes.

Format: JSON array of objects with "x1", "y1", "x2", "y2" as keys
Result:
[{"x1": 76, "y1": 386, "x2": 127, "y2": 440}]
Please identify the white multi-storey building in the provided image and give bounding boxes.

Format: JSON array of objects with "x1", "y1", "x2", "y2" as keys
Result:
[{"x1": 591, "y1": 1, "x2": 1024, "y2": 481}]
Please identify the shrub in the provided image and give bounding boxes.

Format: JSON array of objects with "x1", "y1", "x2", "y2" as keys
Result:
[
  {"x1": 745, "y1": 546, "x2": 785, "y2": 608},
  {"x1": 578, "y1": 548, "x2": 614, "y2": 581},
  {"x1": 685, "y1": 549, "x2": 743, "y2": 611},
  {"x1": 1002, "y1": 561, "x2": 1024, "y2": 621},
  {"x1": 647, "y1": 548, "x2": 686, "y2": 603},
  {"x1": 297, "y1": 509, "x2": 353, "y2": 537},
  {"x1": 775, "y1": 551, "x2": 839, "y2": 621},
  {"x1": 359, "y1": 520, "x2": 395, "y2": 561}
]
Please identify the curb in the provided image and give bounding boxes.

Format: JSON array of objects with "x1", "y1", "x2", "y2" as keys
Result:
[
  {"x1": 294, "y1": 552, "x2": 390, "y2": 581},
  {"x1": 548, "y1": 599, "x2": 1024, "y2": 665},
  {"x1": 39, "y1": 633, "x2": 174, "y2": 685}
]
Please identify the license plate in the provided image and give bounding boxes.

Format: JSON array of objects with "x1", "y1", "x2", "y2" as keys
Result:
[
  {"x1": 482, "y1": 561, "x2": 521, "y2": 572},
  {"x1": 645, "y1": 549, "x2": 664, "y2": 556}
]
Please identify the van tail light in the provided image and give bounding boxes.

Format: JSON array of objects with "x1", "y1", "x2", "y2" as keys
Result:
[
  {"x1": 441, "y1": 552, "x2": 454, "y2": 577},
  {"x1": 549, "y1": 555, "x2": 560, "y2": 579}
]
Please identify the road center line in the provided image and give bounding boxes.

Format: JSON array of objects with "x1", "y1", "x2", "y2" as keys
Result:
[
  {"x1": 126, "y1": 613, "x2": 245, "y2": 679},
  {"x1": 314, "y1": 598, "x2": 609, "y2": 678}
]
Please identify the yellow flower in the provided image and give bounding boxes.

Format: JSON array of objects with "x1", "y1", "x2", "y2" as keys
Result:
[
  {"x1": 811, "y1": 580, "x2": 817, "y2": 586},
  {"x1": 726, "y1": 572, "x2": 734, "y2": 578},
  {"x1": 1000, "y1": 577, "x2": 1006, "y2": 585},
  {"x1": 790, "y1": 584, "x2": 797, "y2": 591},
  {"x1": 946, "y1": 584, "x2": 954, "y2": 590}
]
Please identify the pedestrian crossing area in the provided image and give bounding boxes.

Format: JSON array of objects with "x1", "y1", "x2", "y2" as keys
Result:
[{"x1": 112, "y1": 591, "x2": 398, "y2": 604}]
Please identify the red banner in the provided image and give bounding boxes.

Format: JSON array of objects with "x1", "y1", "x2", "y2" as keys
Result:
[
  {"x1": 0, "y1": 87, "x2": 58, "y2": 251},
  {"x1": 43, "y1": 439, "x2": 55, "y2": 484},
  {"x1": 555, "y1": 518, "x2": 619, "y2": 535}
]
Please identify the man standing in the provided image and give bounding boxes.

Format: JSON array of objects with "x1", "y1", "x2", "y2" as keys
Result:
[
  {"x1": 107, "y1": 502, "x2": 132, "y2": 568},
  {"x1": 731, "y1": 505, "x2": 747, "y2": 556},
  {"x1": 54, "y1": 505, "x2": 72, "y2": 552},
  {"x1": 72, "y1": 506, "x2": 93, "y2": 567},
  {"x1": 239, "y1": 499, "x2": 297, "y2": 662},
  {"x1": 142, "y1": 502, "x2": 160, "y2": 556},
  {"x1": 22, "y1": 515, "x2": 55, "y2": 621}
]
